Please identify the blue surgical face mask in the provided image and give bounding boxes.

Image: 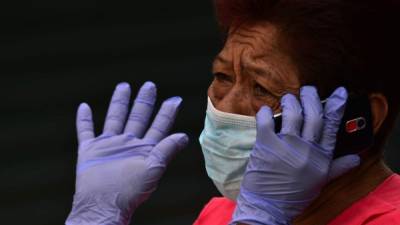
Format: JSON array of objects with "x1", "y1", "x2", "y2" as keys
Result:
[{"x1": 199, "y1": 97, "x2": 257, "y2": 201}]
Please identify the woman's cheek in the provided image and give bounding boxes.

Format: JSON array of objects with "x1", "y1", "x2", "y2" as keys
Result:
[
  {"x1": 252, "y1": 98, "x2": 281, "y2": 115},
  {"x1": 209, "y1": 81, "x2": 231, "y2": 100},
  {"x1": 252, "y1": 100, "x2": 267, "y2": 114}
]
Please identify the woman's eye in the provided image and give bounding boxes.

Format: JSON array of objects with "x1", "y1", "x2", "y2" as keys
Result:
[
  {"x1": 254, "y1": 83, "x2": 272, "y2": 96},
  {"x1": 214, "y1": 73, "x2": 233, "y2": 83}
]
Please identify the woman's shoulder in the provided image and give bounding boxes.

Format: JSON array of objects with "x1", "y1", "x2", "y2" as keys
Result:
[
  {"x1": 193, "y1": 197, "x2": 236, "y2": 225},
  {"x1": 372, "y1": 173, "x2": 400, "y2": 207},
  {"x1": 328, "y1": 174, "x2": 400, "y2": 225},
  {"x1": 356, "y1": 173, "x2": 400, "y2": 225},
  {"x1": 366, "y1": 209, "x2": 400, "y2": 225}
]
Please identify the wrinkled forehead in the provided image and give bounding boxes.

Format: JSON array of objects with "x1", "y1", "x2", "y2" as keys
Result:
[
  {"x1": 215, "y1": 22, "x2": 300, "y2": 93},
  {"x1": 224, "y1": 22, "x2": 280, "y2": 56}
]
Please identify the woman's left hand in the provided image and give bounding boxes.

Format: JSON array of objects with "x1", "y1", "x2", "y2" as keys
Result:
[{"x1": 231, "y1": 86, "x2": 361, "y2": 225}]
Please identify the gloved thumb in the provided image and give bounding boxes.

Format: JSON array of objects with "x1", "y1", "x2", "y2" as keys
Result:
[
  {"x1": 328, "y1": 154, "x2": 361, "y2": 182},
  {"x1": 149, "y1": 133, "x2": 189, "y2": 166}
]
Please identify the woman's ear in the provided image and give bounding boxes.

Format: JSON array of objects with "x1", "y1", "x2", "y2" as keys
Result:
[{"x1": 369, "y1": 93, "x2": 389, "y2": 134}]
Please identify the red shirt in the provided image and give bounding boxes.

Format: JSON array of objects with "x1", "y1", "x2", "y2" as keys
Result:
[{"x1": 193, "y1": 174, "x2": 400, "y2": 225}]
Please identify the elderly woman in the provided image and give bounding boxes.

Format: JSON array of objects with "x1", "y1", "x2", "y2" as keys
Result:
[{"x1": 66, "y1": 1, "x2": 400, "y2": 225}]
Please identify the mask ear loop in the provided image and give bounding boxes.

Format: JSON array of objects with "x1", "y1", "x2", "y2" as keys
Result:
[
  {"x1": 208, "y1": 96, "x2": 328, "y2": 129},
  {"x1": 272, "y1": 98, "x2": 328, "y2": 133},
  {"x1": 273, "y1": 99, "x2": 328, "y2": 118},
  {"x1": 207, "y1": 96, "x2": 334, "y2": 131}
]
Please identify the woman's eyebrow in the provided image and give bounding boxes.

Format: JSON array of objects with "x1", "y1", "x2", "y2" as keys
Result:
[
  {"x1": 212, "y1": 55, "x2": 234, "y2": 74},
  {"x1": 214, "y1": 55, "x2": 232, "y2": 65},
  {"x1": 214, "y1": 54, "x2": 274, "y2": 80},
  {"x1": 242, "y1": 60, "x2": 273, "y2": 80}
]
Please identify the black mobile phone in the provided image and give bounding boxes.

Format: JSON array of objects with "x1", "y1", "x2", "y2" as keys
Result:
[{"x1": 273, "y1": 93, "x2": 374, "y2": 158}]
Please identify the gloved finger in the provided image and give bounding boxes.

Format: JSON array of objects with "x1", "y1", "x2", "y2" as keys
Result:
[
  {"x1": 144, "y1": 97, "x2": 183, "y2": 142},
  {"x1": 124, "y1": 82, "x2": 157, "y2": 138},
  {"x1": 103, "y1": 82, "x2": 131, "y2": 136},
  {"x1": 256, "y1": 106, "x2": 275, "y2": 140},
  {"x1": 76, "y1": 103, "x2": 95, "y2": 144},
  {"x1": 148, "y1": 133, "x2": 189, "y2": 166},
  {"x1": 300, "y1": 86, "x2": 324, "y2": 142},
  {"x1": 319, "y1": 87, "x2": 348, "y2": 153},
  {"x1": 280, "y1": 93, "x2": 303, "y2": 136},
  {"x1": 328, "y1": 154, "x2": 360, "y2": 181}
]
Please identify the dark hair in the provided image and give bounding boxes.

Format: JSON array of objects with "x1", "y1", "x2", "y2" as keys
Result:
[{"x1": 214, "y1": 0, "x2": 400, "y2": 154}]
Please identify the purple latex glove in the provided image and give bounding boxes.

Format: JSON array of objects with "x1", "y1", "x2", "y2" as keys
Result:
[
  {"x1": 231, "y1": 87, "x2": 361, "y2": 225},
  {"x1": 66, "y1": 82, "x2": 189, "y2": 225}
]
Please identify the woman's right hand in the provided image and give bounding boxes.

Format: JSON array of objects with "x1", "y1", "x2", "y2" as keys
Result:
[{"x1": 66, "y1": 82, "x2": 189, "y2": 225}]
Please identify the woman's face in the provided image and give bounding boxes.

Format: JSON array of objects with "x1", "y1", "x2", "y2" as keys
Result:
[{"x1": 208, "y1": 22, "x2": 301, "y2": 116}]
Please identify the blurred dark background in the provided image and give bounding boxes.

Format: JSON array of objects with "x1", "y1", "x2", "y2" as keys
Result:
[{"x1": 0, "y1": 1, "x2": 398, "y2": 225}]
